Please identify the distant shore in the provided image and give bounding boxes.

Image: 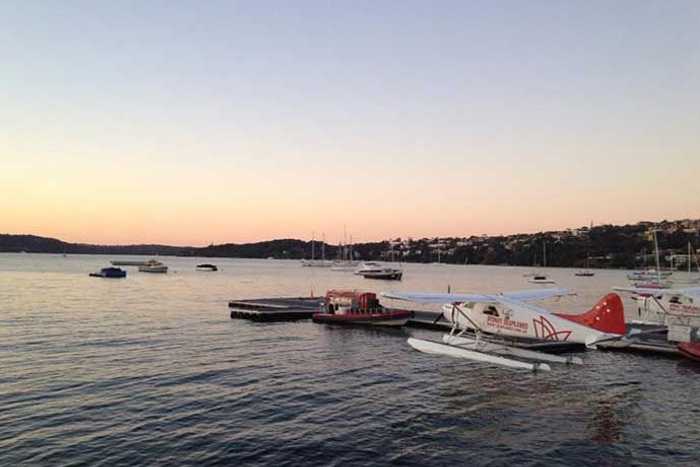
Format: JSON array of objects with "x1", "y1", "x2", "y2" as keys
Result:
[{"x1": 2, "y1": 218, "x2": 698, "y2": 269}]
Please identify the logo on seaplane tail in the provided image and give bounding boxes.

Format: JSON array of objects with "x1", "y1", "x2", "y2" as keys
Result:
[{"x1": 532, "y1": 316, "x2": 572, "y2": 341}]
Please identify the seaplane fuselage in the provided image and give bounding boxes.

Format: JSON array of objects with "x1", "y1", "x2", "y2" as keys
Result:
[{"x1": 441, "y1": 294, "x2": 624, "y2": 346}]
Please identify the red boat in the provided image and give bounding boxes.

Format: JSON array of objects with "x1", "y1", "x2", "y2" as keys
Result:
[
  {"x1": 678, "y1": 342, "x2": 700, "y2": 361},
  {"x1": 312, "y1": 290, "x2": 411, "y2": 327}
]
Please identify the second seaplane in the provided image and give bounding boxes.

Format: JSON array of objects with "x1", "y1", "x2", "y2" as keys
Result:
[{"x1": 382, "y1": 288, "x2": 627, "y2": 372}]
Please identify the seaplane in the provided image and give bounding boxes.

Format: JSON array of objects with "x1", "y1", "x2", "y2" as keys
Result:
[
  {"x1": 381, "y1": 288, "x2": 627, "y2": 372},
  {"x1": 613, "y1": 285, "x2": 700, "y2": 360}
]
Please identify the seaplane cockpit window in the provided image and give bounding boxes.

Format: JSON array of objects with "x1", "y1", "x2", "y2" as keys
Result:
[{"x1": 483, "y1": 306, "x2": 499, "y2": 317}]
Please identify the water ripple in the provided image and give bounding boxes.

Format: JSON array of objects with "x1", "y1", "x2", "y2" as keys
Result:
[{"x1": 2, "y1": 256, "x2": 700, "y2": 465}]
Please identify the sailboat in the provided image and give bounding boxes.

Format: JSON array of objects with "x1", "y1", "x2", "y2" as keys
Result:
[
  {"x1": 301, "y1": 233, "x2": 332, "y2": 267},
  {"x1": 670, "y1": 242, "x2": 700, "y2": 286},
  {"x1": 527, "y1": 240, "x2": 556, "y2": 284},
  {"x1": 331, "y1": 234, "x2": 359, "y2": 271},
  {"x1": 575, "y1": 255, "x2": 595, "y2": 277},
  {"x1": 628, "y1": 230, "x2": 671, "y2": 288}
]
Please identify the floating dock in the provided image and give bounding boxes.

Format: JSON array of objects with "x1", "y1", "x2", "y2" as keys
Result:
[
  {"x1": 229, "y1": 296, "x2": 325, "y2": 321},
  {"x1": 227, "y1": 297, "x2": 683, "y2": 356},
  {"x1": 228, "y1": 297, "x2": 583, "y2": 352}
]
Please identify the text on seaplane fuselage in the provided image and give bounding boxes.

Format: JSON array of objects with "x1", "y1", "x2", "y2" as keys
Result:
[{"x1": 485, "y1": 316, "x2": 529, "y2": 333}]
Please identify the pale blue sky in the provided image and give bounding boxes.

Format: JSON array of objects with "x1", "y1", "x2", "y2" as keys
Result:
[{"x1": 1, "y1": 1, "x2": 699, "y2": 244}]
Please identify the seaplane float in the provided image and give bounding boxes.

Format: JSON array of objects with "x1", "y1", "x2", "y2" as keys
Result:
[
  {"x1": 613, "y1": 286, "x2": 700, "y2": 360},
  {"x1": 382, "y1": 288, "x2": 627, "y2": 372}
]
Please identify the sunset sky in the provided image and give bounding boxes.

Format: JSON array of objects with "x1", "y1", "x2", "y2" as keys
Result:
[{"x1": 2, "y1": 1, "x2": 699, "y2": 245}]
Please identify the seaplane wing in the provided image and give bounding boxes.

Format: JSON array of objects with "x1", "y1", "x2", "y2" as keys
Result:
[
  {"x1": 380, "y1": 291, "x2": 497, "y2": 304},
  {"x1": 381, "y1": 288, "x2": 571, "y2": 305},
  {"x1": 500, "y1": 288, "x2": 573, "y2": 302},
  {"x1": 614, "y1": 286, "x2": 700, "y2": 298}
]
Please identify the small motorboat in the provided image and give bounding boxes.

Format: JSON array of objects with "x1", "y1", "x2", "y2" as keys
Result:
[
  {"x1": 138, "y1": 260, "x2": 168, "y2": 273},
  {"x1": 89, "y1": 267, "x2": 127, "y2": 278},
  {"x1": 312, "y1": 290, "x2": 411, "y2": 326},
  {"x1": 196, "y1": 263, "x2": 218, "y2": 271},
  {"x1": 354, "y1": 262, "x2": 403, "y2": 280},
  {"x1": 528, "y1": 274, "x2": 556, "y2": 284}
]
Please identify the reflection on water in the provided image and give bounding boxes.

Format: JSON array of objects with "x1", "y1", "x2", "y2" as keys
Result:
[{"x1": 1, "y1": 253, "x2": 700, "y2": 465}]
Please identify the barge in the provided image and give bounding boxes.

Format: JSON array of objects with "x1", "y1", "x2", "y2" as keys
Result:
[{"x1": 229, "y1": 296, "x2": 325, "y2": 321}]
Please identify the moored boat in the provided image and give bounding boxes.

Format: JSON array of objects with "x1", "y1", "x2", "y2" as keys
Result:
[
  {"x1": 528, "y1": 274, "x2": 556, "y2": 284},
  {"x1": 89, "y1": 267, "x2": 127, "y2": 278},
  {"x1": 138, "y1": 260, "x2": 168, "y2": 273},
  {"x1": 312, "y1": 290, "x2": 411, "y2": 326},
  {"x1": 627, "y1": 270, "x2": 672, "y2": 281},
  {"x1": 196, "y1": 263, "x2": 218, "y2": 271},
  {"x1": 111, "y1": 260, "x2": 150, "y2": 266},
  {"x1": 355, "y1": 262, "x2": 403, "y2": 280},
  {"x1": 633, "y1": 280, "x2": 672, "y2": 289}
]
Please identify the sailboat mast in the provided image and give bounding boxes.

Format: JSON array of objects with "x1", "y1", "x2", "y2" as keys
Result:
[
  {"x1": 321, "y1": 234, "x2": 325, "y2": 262},
  {"x1": 543, "y1": 240, "x2": 547, "y2": 267},
  {"x1": 311, "y1": 231, "x2": 315, "y2": 261},
  {"x1": 653, "y1": 230, "x2": 661, "y2": 282},
  {"x1": 689, "y1": 241, "x2": 692, "y2": 276}
]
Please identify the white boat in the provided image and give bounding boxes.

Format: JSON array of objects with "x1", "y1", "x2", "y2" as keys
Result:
[
  {"x1": 627, "y1": 229, "x2": 673, "y2": 283},
  {"x1": 301, "y1": 233, "x2": 332, "y2": 267},
  {"x1": 525, "y1": 240, "x2": 555, "y2": 284},
  {"x1": 138, "y1": 260, "x2": 168, "y2": 273},
  {"x1": 355, "y1": 262, "x2": 403, "y2": 280},
  {"x1": 331, "y1": 234, "x2": 360, "y2": 271},
  {"x1": 627, "y1": 270, "x2": 672, "y2": 281},
  {"x1": 575, "y1": 255, "x2": 595, "y2": 277},
  {"x1": 670, "y1": 242, "x2": 700, "y2": 286}
]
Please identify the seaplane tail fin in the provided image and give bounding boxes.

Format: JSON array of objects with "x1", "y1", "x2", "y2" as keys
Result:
[{"x1": 554, "y1": 293, "x2": 626, "y2": 335}]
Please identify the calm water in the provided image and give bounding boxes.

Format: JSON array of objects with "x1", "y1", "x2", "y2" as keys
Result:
[{"x1": 1, "y1": 253, "x2": 699, "y2": 466}]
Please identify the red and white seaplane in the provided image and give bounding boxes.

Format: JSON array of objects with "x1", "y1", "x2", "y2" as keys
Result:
[
  {"x1": 614, "y1": 286, "x2": 700, "y2": 361},
  {"x1": 381, "y1": 288, "x2": 627, "y2": 371}
]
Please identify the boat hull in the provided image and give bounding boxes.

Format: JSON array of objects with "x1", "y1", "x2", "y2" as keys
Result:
[
  {"x1": 361, "y1": 272, "x2": 403, "y2": 280},
  {"x1": 528, "y1": 279, "x2": 556, "y2": 284},
  {"x1": 678, "y1": 342, "x2": 700, "y2": 361},
  {"x1": 313, "y1": 310, "x2": 410, "y2": 326},
  {"x1": 89, "y1": 267, "x2": 127, "y2": 278},
  {"x1": 138, "y1": 266, "x2": 168, "y2": 273}
]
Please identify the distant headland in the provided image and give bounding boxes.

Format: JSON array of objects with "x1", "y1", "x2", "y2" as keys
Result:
[{"x1": 1, "y1": 218, "x2": 698, "y2": 269}]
